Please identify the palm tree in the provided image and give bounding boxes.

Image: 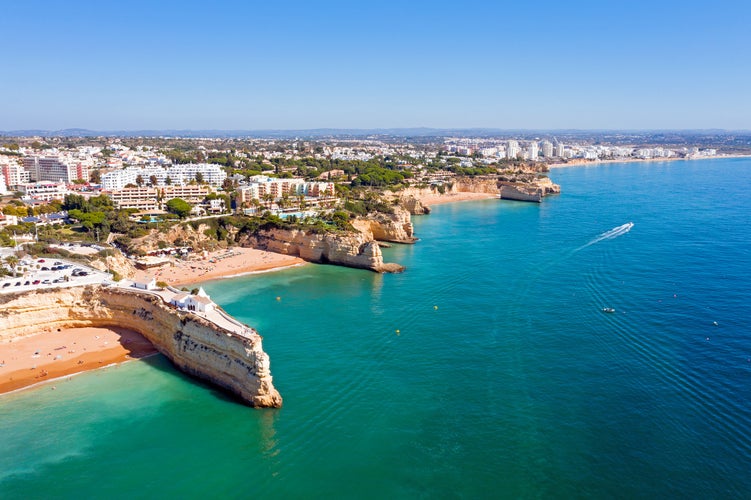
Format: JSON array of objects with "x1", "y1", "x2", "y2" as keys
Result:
[
  {"x1": 262, "y1": 193, "x2": 274, "y2": 210},
  {"x1": 5, "y1": 255, "x2": 18, "y2": 277}
]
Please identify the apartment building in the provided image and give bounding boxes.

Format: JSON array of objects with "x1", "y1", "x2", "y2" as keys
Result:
[
  {"x1": 236, "y1": 177, "x2": 335, "y2": 205},
  {"x1": 18, "y1": 182, "x2": 68, "y2": 202},
  {"x1": 107, "y1": 185, "x2": 213, "y2": 210},
  {"x1": 23, "y1": 156, "x2": 87, "y2": 183},
  {"x1": 101, "y1": 163, "x2": 227, "y2": 191}
]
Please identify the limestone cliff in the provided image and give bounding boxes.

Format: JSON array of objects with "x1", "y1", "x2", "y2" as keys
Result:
[
  {"x1": 352, "y1": 206, "x2": 417, "y2": 244},
  {"x1": 238, "y1": 228, "x2": 404, "y2": 273},
  {"x1": 452, "y1": 177, "x2": 502, "y2": 194},
  {"x1": 0, "y1": 286, "x2": 282, "y2": 408},
  {"x1": 499, "y1": 177, "x2": 561, "y2": 202},
  {"x1": 124, "y1": 222, "x2": 226, "y2": 255},
  {"x1": 401, "y1": 175, "x2": 560, "y2": 203},
  {"x1": 88, "y1": 251, "x2": 137, "y2": 280},
  {"x1": 396, "y1": 193, "x2": 431, "y2": 215}
]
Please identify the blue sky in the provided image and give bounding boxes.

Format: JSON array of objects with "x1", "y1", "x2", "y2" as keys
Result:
[{"x1": 1, "y1": 0, "x2": 749, "y2": 130}]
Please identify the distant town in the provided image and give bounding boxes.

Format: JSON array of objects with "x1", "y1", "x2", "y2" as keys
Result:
[{"x1": 0, "y1": 130, "x2": 745, "y2": 261}]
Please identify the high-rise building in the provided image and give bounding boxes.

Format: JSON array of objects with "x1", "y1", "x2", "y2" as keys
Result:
[
  {"x1": 2, "y1": 163, "x2": 31, "y2": 187},
  {"x1": 541, "y1": 141, "x2": 554, "y2": 158},
  {"x1": 507, "y1": 140, "x2": 520, "y2": 159},
  {"x1": 23, "y1": 156, "x2": 79, "y2": 183},
  {"x1": 555, "y1": 143, "x2": 565, "y2": 157},
  {"x1": 528, "y1": 142, "x2": 539, "y2": 160}
]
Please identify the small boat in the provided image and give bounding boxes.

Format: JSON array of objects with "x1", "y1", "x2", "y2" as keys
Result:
[{"x1": 602, "y1": 307, "x2": 616, "y2": 313}]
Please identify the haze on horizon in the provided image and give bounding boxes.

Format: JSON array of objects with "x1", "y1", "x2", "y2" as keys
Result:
[{"x1": 1, "y1": 0, "x2": 749, "y2": 132}]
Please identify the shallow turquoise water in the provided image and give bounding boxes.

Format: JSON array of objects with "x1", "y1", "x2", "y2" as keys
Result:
[{"x1": 2, "y1": 158, "x2": 750, "y2": 498}]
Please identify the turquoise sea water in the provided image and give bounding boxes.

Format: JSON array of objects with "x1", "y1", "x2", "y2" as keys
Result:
[{"x1": 2, "y1": 158, "x2": 751, "y2": 498}]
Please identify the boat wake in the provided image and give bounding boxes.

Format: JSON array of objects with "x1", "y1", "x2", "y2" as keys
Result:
[{"x1": 576, "y1": 222, "x2": 634, "y2": 251}]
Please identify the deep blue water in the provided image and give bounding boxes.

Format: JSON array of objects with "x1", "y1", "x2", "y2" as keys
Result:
[{"x1": 1, "y1": 158, "x2": 750, "y2": 498}]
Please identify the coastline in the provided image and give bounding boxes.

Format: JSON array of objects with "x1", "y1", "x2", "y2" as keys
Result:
[
  {"x1": 0, "y1": 176, "x2": 536, "y2": 399},
  {"x1": 412, "y1": 191, "x2": 497, "y2": 206},
  {"x1": 0, "y1": 326, "x2": 157, "y2": 396},
  {"x1": 132, "y1": 246, "x2": 306, "y2": 286},
  {"x1": 548, "y1": 153, "x2": 751, "y2": 169}
]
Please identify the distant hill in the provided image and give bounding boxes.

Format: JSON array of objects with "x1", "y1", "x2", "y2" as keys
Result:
[{"x1": 1, "y1": 127, "x2": 749, "y2": 140}]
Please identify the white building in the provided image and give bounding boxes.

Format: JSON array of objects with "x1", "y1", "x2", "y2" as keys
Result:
[
  {"x1": 166, "y1": 163, "x2": 227, "y2": 187},
  {"x1": 101, "y1": 169, "x2": 138, "y2": 190},
  {"x1": 507, "y1": 140, "x2": 520, "y2": 159},
  {"x1": 541, "y1": 141, "x2": 554, "y2": 158},
  {"x1": 133, "y1": 277, "x2": 158, "y2": 290},
  {"x1": 107, "y1": 184, "x2": 213, "y2": 210},
  {"x1": 527, "y1": 142, "x2": 539, "y2": 161},
  {"x1": 236, "y1": 176, "x2": 335, "y2": 205},
  {"x1": 170, "y1": 287, "x2": 216, "y2": 313},
  {"x1": 1, "y1": 162, "x2": 30, "y2": 188},
  {"x1": 18, "y1": 182, "x2": 68, "y2": 202},
  {"x1": 101, "y1": 163, "x2": 227, "y2": 190}
]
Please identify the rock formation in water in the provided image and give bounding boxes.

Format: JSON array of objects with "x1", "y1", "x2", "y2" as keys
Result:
[
  {"x1": 498, "y1": 176, "x2": 561, "y2": 202},
  {"x1": 399, "y1": 175, "x2": 560, "y2": 204},
  {"x1": 0, "y1": 286, "x2": 282, "y2": 408},
  {"x1": 238, "y1": 228, "x2": 404, "y2": 273},
  {"x1": 352, "y1": 205, "x2": 417, "y2": 244}
]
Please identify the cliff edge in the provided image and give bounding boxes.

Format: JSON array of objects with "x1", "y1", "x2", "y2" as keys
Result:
[
  {"x1": 238, "y1": 228, "x2": 404, "y2": 273},
  {"x1": 0, "y1": 286, "x2": 282, "y2": 408}
]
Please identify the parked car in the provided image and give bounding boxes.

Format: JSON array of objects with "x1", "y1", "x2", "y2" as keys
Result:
[
  {"x1": 42, "y1": 279, "x2": 51, "y2": 284},
  {"x1": 41, "y1": 267, "x2": 49, "y2": 271},
  {"x1": 32, "y1": 280, "x2": 40, "y2": 285},
  {"x1": 2, "y1": 282, "x2": 10, "y2": 288},
  {"x1": 38, "y1": 259, "x2": 45, "y2": 263},
  {"x1": 54, "y1": 261, "x2": 63, "y2": 265}
]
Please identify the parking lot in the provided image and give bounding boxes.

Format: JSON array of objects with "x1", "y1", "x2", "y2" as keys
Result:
[{"x1": 0, "y1": 258, "x2": 110, "y2": 293}]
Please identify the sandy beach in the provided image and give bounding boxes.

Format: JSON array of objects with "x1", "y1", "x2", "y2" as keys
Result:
[
  {"x1": 133, "y1": 247, "x2": 306, "y2": 286},
  {"x1": 548, "y1": 154, "x2": 751, "y2": 169},
  {"x1": 414, "y1": 191, "x2": 498, "y2": 206},
  {"x1": 0, "y1": 326, "x2": 157, "y2": 395}
]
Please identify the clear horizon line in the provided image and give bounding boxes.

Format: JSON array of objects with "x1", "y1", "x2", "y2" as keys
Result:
[{"x1": 2, "y1": 126, "x2": 750, "y2": 135}]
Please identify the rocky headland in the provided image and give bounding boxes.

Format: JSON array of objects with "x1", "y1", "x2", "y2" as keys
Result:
[
  {"x1": 352, "y1": 205, "x2": 417, "y2": 244},
  {"x1": 237, "y1": 227, "x2": 404, "y2": 273},
  {"x1": 0, "y1": 285, "x2": 282, "y2": 407}
]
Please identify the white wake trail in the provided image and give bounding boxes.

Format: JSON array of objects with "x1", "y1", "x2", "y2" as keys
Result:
[{"x1": 576, "y1": 222, "x2": 634, "y2": 251}]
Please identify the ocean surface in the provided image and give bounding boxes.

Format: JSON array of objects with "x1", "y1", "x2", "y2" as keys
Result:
[{"x1": 2, "y1": 158, "x2": 751, "y2": 498}]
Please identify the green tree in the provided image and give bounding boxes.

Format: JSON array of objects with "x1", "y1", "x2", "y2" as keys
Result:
[
  {"x1": 195, "y1": 172, "x2": 204, "y2": 184},
  {"x1": 149, "y1": 175, "x2": 158, "y2": 186},
  {"x1": 5, "y1": 255, "x2": 18, "y2": 277},
  {"x1": 136, "y1": 175, "x2": 144, "y2": 187},
  {"x1": 165, "y1": 198, "x2": 192, "y2": 218}
]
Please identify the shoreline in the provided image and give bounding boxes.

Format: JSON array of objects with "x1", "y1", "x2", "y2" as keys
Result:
[
  {"x1": 413, "y1": 191, "x2": 497, "y2": 206},
  {"x1": 132, "y1": 246, "x2": 307, "y2": 286},
  {"x1": 0, "y1": 326, "x2": 158, "y2": 396},
  {"x1": 548, "y1": 153, "x2": 751, "y2": 169}
]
